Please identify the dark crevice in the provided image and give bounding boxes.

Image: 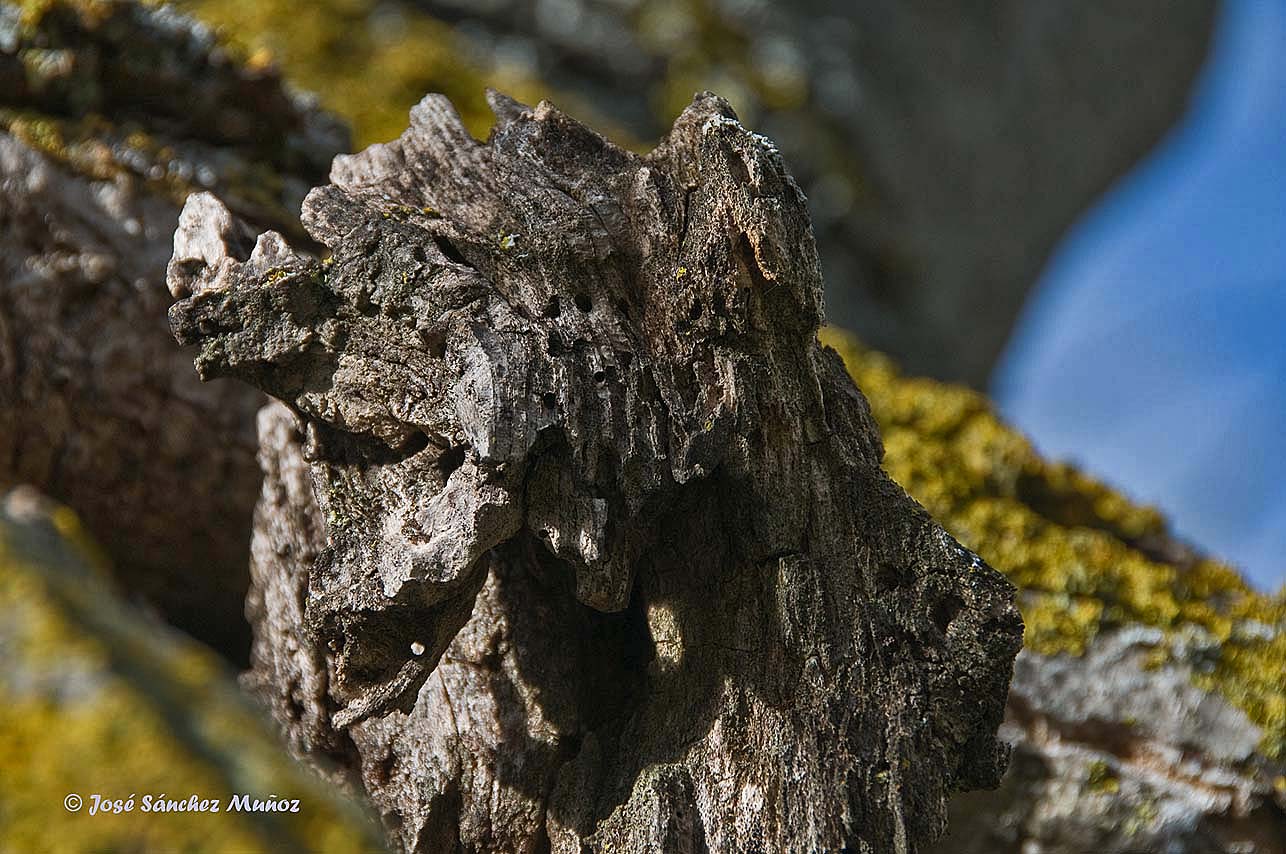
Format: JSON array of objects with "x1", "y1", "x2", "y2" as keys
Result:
[
  {"x1": 423, "y1": 330, "x2": 448, "y2": 359},
  {"x1": 724, "y1": 150, "x2": 751, "y2": 186},
  {"x1": 303, "y1": 421, "x2": 431, "y2": 466},
  {"x1": 677, "y1": 185, "x2": 696, "y2": 252},
  {"x1": 399, "y1": 431, "x2": 431, "y2": 457},
  {"x1": 437, "y1": 444, "x2": 467, "y2": 479},
  {"x1": 874, "y1": 561, "x2": 909, "y2": 592},
  {"x1": 433, "y1": 234, "x2": 469, "y2": 266},
  {"x1": 373, "y1": 746, "x2": 397, "y2": 785},
  {"x1": 932, "y1": 594, "x2": 964, "y2": 635}
]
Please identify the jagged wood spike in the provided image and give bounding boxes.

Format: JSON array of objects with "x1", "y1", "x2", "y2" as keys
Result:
[{"x1": 168, "y1": 91, "x2": 1023, "y2": 854}]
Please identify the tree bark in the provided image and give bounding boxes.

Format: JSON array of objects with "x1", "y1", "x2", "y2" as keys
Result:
[
  {"x1": 0, "y1": 0, "x2": 348, "y2": 660},
  {"x1": 167, "y1": 90, "x2": 1023, "y2": 853}
]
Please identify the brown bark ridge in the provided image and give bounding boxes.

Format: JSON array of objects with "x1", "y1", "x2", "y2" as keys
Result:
[{"x1": 167, "y1": 90, "x2": 1024, "y2": 853}]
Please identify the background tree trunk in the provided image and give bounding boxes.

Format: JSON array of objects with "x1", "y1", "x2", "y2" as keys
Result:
[
  {"x1": 0, "y1": 0, "x2": 348, "y2": 659},
  {"x1": 0, "y1": 485, "x2": 389, "y2": 854},
  {"x1": 167, "y1": 90, "x2": 1023, "y2": 853}
]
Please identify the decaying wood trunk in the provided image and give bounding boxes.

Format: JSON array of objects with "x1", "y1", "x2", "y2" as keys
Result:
[{"x1": 167, "y1": 90, "x2": 1023, "y2": 853}]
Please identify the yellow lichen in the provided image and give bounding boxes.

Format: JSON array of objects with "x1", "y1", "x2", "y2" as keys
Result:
[
  {"x1": 174, "y1": 0, "x2": 551, "y2": 147},
  {"x1": 0, "y1": 501, "x2": 387, "y2": 853},
  {"x1": 1, "y1": 1, "x2": 349, "y2": 240},
  {"x1": 1122, "y1": 797, "x2": 1160, "y2": 837},
  {"x1": 16, "y1": 0, "x2": 114, "y2": 27},
  {"x1": 1086, "y1": 759, "x2": 1121, "y2": 794},
  {"x1": 820, "y1": 327, "x2": 1286, "y2": 760}
]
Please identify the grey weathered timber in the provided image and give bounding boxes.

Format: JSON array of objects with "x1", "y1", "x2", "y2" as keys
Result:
[{"x1": 168, "y1": 90, "x2": 1023, "y2": 853}]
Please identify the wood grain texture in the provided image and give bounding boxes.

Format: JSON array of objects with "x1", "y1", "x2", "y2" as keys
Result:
[{"x1": 169, "y1": 91, "x2": 1023, "y2": 853}]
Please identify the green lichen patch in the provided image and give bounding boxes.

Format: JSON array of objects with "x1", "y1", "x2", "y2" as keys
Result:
[
  {"x1": 1, "y1": 0, "x2": 346, "y2": 238},
  {"x1": 0, "y1": 492, "x2": 388, "y2": 854},
  {"x1": 820, "y1": 328, "x2": 1286, "y2": 760},
  {"x1": 1086, "y1": 758, "x2": 1121, "y2": 795},
  {"x1": 7, "y1": 0, "x2": 340, "y2": 168},
  {"x1": 175, "y1": 0, "x2": 549, "y2": 148}
]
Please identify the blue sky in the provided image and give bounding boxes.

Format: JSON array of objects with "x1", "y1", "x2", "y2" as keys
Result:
[{"x1": 993, "y1": 0, "x2": 1286, "y2": 590}]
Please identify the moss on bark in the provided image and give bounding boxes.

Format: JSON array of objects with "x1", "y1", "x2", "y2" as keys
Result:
[
  {"x1": 0, "y1": 488, "x2": 388, "y2": 854},
  {"x1": 822, "y1": 327, "x2": 1286, "y2": 761}
]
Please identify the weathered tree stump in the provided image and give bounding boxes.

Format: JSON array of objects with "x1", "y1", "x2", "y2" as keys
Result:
[{"x1": 168, "y1": 90, "x2": 1023, "y2": 853}]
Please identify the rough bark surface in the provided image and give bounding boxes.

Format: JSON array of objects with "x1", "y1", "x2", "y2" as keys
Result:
[
  {"x1": 0, "y1": 0, "x2": 347, "y2": 658},
  {"x1": 168, "y1": 91, "x2": 1023, "y2": 853},
  {"x1": 930, "y1": 631, "x2": 1286, "y2": 854},
  {"x1": 0, "y1": 131, "x2": 262, "y2": 658}
]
